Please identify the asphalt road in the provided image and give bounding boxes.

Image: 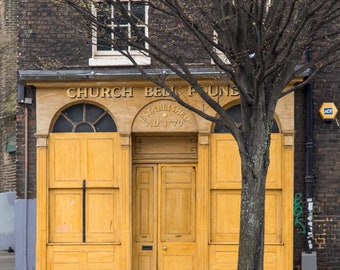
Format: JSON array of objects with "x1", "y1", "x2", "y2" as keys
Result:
[{"x1": 0, "y1": 250, "x2": 14, "y2": 270}]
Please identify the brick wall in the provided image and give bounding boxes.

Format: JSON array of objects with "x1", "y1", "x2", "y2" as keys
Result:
[
  {"x1": 16, "y1": 0, "x2": 210, "y2": 70},
  {"x1": 293, "y1": 67, "x2": 340, "y2": 270},
  {"x1": 17, "y1": 0, "x2": 91, "y2": 70},
  {"x1": 0, "y1": 0, "x2": 17, "y2": 192},
  {"x1": 312, "y1": 69, "x2": 340, "y2": 270}
]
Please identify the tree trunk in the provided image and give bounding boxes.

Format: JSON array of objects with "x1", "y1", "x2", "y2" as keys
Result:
[{"x1": 237, "y1": 132, "x2": 271, "y2": 270}]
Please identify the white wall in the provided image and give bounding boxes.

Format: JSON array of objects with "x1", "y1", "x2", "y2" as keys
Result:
[
  {"x1": 0, "y1": 191, "x2": 15, "y2": 250},
  {"x1": 15, "y1": 199, "x2": 36, "y2": 270}
]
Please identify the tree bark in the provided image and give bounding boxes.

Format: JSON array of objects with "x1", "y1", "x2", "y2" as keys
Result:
[{"x1": 237, "y1": 130, "x2": 271, "y2": 270}]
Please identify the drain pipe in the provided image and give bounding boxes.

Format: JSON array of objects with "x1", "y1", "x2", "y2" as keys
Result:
[
  {"x1": 18, "y1": 82, "x2": 32, "y2": 270},
  {"x1": 305, "y1": 48, "x2": 314, "y2": 254},
  {"x1": 24, "y1": 103, "x2": 28, "y2": 270},
  {"x1": 301, "y1": 49, "x2": 317, "y2": 269}
]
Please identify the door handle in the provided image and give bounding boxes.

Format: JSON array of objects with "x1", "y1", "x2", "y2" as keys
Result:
[
  {"x1": 82, "y1": 179, "x2": 86, "y2": 243},
  {"x1": 163, "y1": 246, "x2": 167, "y2": 251}
]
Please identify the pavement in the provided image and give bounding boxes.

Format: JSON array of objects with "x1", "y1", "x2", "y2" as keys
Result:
[{"x1": 0, "y1": 250, "x2": 15, "y2": 270}]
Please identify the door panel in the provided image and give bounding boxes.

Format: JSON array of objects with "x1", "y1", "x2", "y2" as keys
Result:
[
  {"x1": 160, "y1": 165, "x2": 196, "y2": 242},
  {"x1": 158, "y1": 242, "x2": 197, "y2": 270},
  {"x1": 160, "y1": 245, "x2": 196, "y2": 270},
  {"x1": 49, "y1": 138, "x2": 83, "y2": 188},
  {"x1": 210, "y1": 190, "x2": 241, "y2": 243},
  {"x1": 87, "y1": 137, "x2": 117, "y2": 187},
  {"x1": 47, "y1": 245, "x2": 118, "y2": 270},
  {"x1": 210, "y1": 137, "x2": 241, "y2": 189},
  {"x1": 208, "y1": 245, "x2": 283, "y2": 270},
  {"x1": 133, "y1": 164, "x2": 197, "y2": 270},
  {"x1": 134, "y1": 166, "x2": 156, "y2": 242},
  {"x1": 264, "y1": 191, "x2": 282, "y2": 243},
  {"x1": 133, "y1": 165, "x2": 157, "y2": 270},
  {"x1": 49, "y1": 189, "x2": 82, "y2": 243},
  {"x1": 86, "y1": 189, "x2": 120, "y2": 243}
]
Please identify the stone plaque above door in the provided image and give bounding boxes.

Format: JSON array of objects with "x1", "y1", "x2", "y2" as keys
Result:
[{"x1": 132, "y1": 100, "x2": 198, "y2": 132}]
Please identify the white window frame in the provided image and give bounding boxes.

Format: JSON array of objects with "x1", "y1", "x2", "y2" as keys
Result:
[{"x1": 89, "y1": 0, "x2": 150, "y2": 66}]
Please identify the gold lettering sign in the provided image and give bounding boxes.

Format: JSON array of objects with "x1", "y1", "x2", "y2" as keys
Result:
[
  {"x1": 66, "y1": 85, "x2": 239, "y2": 98},
  {"x1": 144, "y1": 87, "x2": 176, "y2": 97},
  {"x1": 188, "y1": 85, "x2": 239, "y2": 97},
  {"x1": 66, "y1": 87, "x2": 134, "y2": 98}
]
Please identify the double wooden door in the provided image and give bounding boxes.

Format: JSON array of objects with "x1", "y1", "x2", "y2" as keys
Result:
[
  {"x1": 47, "y1": 133, "x2": 121, "y2": 269},
  {"x1": 133, "y1": 164, "x2": 197, "y2": 270}
]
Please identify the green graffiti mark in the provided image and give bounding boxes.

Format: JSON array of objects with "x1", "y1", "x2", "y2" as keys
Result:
[{"x1": 294, "y1": 193, "x2": 306, "y2": 234}]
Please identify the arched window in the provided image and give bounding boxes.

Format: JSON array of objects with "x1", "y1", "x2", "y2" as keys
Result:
[
  {"x1": 214, "y1": 104, "x2": 280, "y2": 133},
  {"x1": 52, "y1": 103, "x2": 117, "y2": 132}
]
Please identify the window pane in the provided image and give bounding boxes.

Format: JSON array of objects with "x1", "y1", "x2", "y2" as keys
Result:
[
  {"x1": 97, "y1": 2, "x2": 111, "y2": 24},
  {"x1": 97, "y1": 27, "x2": 112, "y2": 51},
  {"x1": 113, "y1": 27, "x2": 128, "y2": 51},
  {"x1": 131, "y1": 27, "x2": 145, "y2": 50},
  {"x1": 53, "y1": 116, "x2": 73, "y2": 132},
  {"x1": 95, "y1": 114, "x2": 117, "y2": 132},
  {"x1": 85, "y1": 104, "x2": 105, "y2": 123},
  {"x1": 75, "y1": 123, "x2": 95, "y2": 132},
  {"x1": 64, "y1": 103, "x2": 83, "y2": 122},
  {"x1": 114, "y1": 2, "x2": 129, "y2": 25},
  {"x1": 131, "y1": 2, "x2": 145, "y2": 24},
  {"x1": 96, "y1": 2, "x2": 112, "y2": 51}
]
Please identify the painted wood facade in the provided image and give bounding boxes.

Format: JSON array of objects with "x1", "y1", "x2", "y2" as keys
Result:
[{"x1": 33, "y1": 78, "x2": 296, "y2": 270}]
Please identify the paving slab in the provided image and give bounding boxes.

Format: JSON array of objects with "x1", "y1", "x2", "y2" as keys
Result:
[{"x1": 0, "y1": 250, "x2": 15, "y2": 270}]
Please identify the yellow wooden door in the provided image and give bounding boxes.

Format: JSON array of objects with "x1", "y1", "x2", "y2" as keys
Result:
[
  {"x1": 133, "y1": 164, "x2": 197, "y2": 270},
  {"x1": 48, "y1": 133, "x2": 121, "y2": 270},
  {"x1": 209, "y1": 133, "x2": 292, "y2": 270}
]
